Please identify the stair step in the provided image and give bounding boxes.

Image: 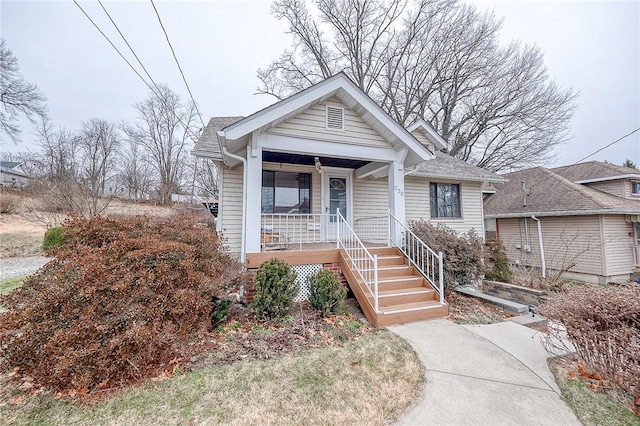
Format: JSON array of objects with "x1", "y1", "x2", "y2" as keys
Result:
[
  {"x1": 378, "y1": 287, "x2": 436, "y2": 306},
  {"x1": 378, "y1": 287, "x2": 435, "y2": 297},
  {"x1": 367, "y1": 247, "x2": 400, "y2": 256},
  {"x1": 379, "y1": 300, "x2": 443, "y2": 315}
]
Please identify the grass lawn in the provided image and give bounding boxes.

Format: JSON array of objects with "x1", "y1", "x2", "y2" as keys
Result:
[
  {"x1": 1, "y1": 330, "x2": 422, "y2": 425},
  {"x1": 0, "y1": 276, "x2": 24, "y2": 313},
  {"x1": 549, "y1": 357, "x2": 640, "y2": 426}
]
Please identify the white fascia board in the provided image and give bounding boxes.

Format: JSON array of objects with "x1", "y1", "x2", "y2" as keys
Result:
[
  {"x1": 259, "y1": 133, "x2": 405, "y2": 163},
  {"x1": 574, "y1": 174, "x2": 640, "y2": 184},
  {"x1": 406, "y1": 119, "x2": 446, "y2": 151},
  {"x1": 485, "y1": 209, "x2": 640, "y2": 219},
  {"x1": 223, "y1": 77, "x2": 345, "y2": 140}
]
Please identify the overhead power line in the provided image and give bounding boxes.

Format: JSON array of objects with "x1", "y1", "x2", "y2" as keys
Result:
[
  {"x1": 72, "y1": 0, "x2": 201, "y2": 142},
  {"x1": 149, "y1": 0, "x2": 205, "y2": 128}
]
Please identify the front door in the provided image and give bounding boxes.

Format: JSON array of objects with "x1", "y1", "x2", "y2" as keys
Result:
[{"x1": 323, "y1": 171, "x2": 352, "y2": 240}]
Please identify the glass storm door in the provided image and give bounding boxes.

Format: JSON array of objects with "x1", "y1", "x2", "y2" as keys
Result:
[{"x1": 324, "y1": 175, "x2": 350, "y2": 240}]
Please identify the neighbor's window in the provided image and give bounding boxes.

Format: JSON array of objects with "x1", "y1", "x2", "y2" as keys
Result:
[
  {"x1": 430, "y1": 183, "x2": 461, "y2": 218},
  {"x1": 632, "y1": 181, "x2": 640, "y2": 196},
  {"x1": 262, "y1": 171, "x2": 311, "y2": 214}
]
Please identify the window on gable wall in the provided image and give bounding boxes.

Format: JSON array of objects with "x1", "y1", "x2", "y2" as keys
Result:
[
  {"x1": 261, "y1": 171, "x2": 311, "y2": 214},
  {"x1": 430, "y1": 183, "x2": 461, "y2": 218}
]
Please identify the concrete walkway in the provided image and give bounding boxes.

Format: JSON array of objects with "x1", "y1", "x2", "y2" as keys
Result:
[
  {"x1": 0, "y1": 256, "x2": 51, "y2": 280},
  {"x1": 389, "y1": 319, "x2": 580, "y2": 426}
]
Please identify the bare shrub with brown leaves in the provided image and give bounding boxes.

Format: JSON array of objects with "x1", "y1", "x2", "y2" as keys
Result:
[
  {"x1": 540, "y1": 284, "x2": 640, "y2": 409},
  {"x1": 0, "y1": 189, "x2": 20, "y2": 214},
  {"x1": 0, "y1": 213, "x2": 243, "y2": 393}
]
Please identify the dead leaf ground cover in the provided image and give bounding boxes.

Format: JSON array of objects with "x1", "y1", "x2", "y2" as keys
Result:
[
  {"x1": 1, "y1": 306, "x2": 422, "y2": 426},
  {"x1": 446, "y1": 291, "x2": 515, "y2": 324}
]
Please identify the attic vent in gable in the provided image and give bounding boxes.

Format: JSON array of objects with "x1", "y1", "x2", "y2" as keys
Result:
[{"x1": 326, "y1": 105, "x2": 344, "y2": 131}]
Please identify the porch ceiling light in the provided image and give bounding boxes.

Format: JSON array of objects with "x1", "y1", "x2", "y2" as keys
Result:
[{"x1": 314, "y1": 157, "x2": 322, "y2": 173}]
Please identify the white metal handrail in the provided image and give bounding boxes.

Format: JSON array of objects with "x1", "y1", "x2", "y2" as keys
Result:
[
  {"x1": 389, "y1": 210, "x2": 444, "y2": 303},
  {"x1": 336, "y1": 209, "x2": 379, "y2": 312},
  {"x1": 260, "y1": 213, "x2": 337, "y2": 250}
]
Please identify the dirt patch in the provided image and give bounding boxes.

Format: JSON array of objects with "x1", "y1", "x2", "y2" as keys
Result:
[{"x1": 0, "y1": 214, "x2": 47, "y2": 258}]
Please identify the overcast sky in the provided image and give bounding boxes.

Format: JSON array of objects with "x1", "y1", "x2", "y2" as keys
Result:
[{"x1": 1, "y1": 0, "x2": 638, "y2": 168}]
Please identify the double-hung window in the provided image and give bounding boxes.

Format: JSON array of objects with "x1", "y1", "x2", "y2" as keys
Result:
[
  {"x1": 430, "y1": 183, "x2": 461, "y2": 218},
  {"x1": 631, "y1": 181, "x2": 640, "y2": 196},
  {"x1": 261, "y1": 171, "x2": 311, "y2": 214}
]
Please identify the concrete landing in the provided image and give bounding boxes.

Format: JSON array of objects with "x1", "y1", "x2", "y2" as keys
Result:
[{"x1": 455, "y1": 286, "x2": 529, "y2": 313}]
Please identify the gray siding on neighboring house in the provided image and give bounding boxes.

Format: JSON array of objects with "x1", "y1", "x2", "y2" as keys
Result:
[
  {"x1": 266, "y1": 97, "x2": 393, "y2": 149},
  {"x1": 405, "y1": 178, "x2": 484, "y2": 235},
  {"x1": 602, "y1": 215, "x2": 635, "y2": 276},
  {"x1": 220, "y1": 165, "x2": 244, "y2": 254},
  {"x1": 586, "y1": 179, "x2": 626, "y2": 198},
  {"x1": 498, "y1": 215, "x2": 604, "y2": 277}
]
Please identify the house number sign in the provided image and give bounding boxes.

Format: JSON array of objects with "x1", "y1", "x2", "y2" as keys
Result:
[{"x1": 394, "y1": 185, "x2": 405, "y2": 197}]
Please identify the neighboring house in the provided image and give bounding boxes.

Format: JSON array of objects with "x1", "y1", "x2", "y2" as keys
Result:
[
  {"x1": 193, "y1": 73, "x2": 504, "y2": 326},
  {"x1": 484, "y1": 162, "x2": 640, "y2": 284},
  {"x1": 0, "y1": 161, "x2": 31, "y2": 187}
]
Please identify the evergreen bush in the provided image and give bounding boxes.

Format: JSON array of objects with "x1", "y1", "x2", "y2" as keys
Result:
[
  {"x1": 308, "y1": 269, "x2": 346, "y2": 316},
  {"x1": 484, "y1": 237, "x2": 513, "y2": 282},
  {"x1": 251, "y1": 258, "x2": 298, "y2": 320},
  {"x1": 42, "y1": 226, "x2": 64, "y2": 252}
]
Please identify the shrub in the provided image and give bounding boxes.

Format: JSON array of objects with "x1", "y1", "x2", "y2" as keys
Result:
[
  {"x1": 42, "y1": 225, "x2": 65, "y2": 252},
  {"x1": 251, "y1": 258, "x2": 298, "y2": 320},
  {"x1": 541, "y1": 284, "x2": 640, "y2": 410},
  {"x1": 409, "y1": 220, "x2": 486, "y2": 290},
  {"x1": 0, "y1": 190, "x2": 19, "y2": 214},
  {"x1": 308, "y1": 269, "x2": 346, "y2": 316},
  {"x1": 210, "y1": 296, "x2": 232, "y2": 326},
  {"x1": 484, "y1": 237, "x2": 513, "y2": 282},
  {"x1": 0, "y1": 213, "x2": 242, "y2": 392}
]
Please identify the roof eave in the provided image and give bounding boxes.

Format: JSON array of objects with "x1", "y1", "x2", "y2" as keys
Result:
[{"x1": 485, "y1": 209, "x2": 640, "y2": 219}]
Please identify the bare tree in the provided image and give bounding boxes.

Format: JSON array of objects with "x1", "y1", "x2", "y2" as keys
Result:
[
  {"x1": 258, "y1": 0, "x2": 578, "y2": 172},
  {"x1": 125, "y1": 85, "x2": 197, "y2": 204},
  {"x1": 0, "y1": 38, "x2": 48, "y2": 143},
  {"x1": 118, "y1": 137, "x2": 155, "y2": 200}
]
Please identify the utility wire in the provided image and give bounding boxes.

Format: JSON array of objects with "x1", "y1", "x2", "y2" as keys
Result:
[
  {"x1": 526, "y1": 127, "x2": 640, "y2": 192},
  {"x1": 72, "y1": 0, "x2": 201, "y2": 142},
  {"x1": 150, "y1": 0, "x2": 205, "y2": 128}
]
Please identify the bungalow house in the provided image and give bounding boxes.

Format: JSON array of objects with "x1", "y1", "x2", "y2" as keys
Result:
[
  {"x1": 193, "y1": 73, "x2": 504, "y2": 326},
  {"x1": 0, "y1": 161, "x2": 31, "y2": 187},
  {"x1": 484, "y1": 162, "x2": 640, "y2": 284}
]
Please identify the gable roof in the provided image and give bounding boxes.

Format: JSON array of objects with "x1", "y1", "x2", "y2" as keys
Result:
[
  {"x1": 0, "y1": 161, "x2": 20, "y2": 169},
  {"x1": 196, "y1": 73, "x2": 434, "y2": 167},
  {"x1": 552, "y1": 161, "x2": 640, "y2": 183},
  {"x1": 484, "y1": 167, "x2": 640, "y2": 218},
  {"x1": 192, "y1": 116, "x2": 243, "y2": 160},
  {"x1": 406, "y1": 119, "x2": 446, "y2": 151},
  {"x1": 410, "y1": 152, "x2": 507, "y2": 184}
]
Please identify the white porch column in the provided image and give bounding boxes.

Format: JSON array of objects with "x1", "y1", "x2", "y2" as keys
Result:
[
  {"x1": 245, "y1": 143, "x2": 262, "y2": 254},
  {"x1": 388, "y1": 160, "x2": 406, "y2": 245}
]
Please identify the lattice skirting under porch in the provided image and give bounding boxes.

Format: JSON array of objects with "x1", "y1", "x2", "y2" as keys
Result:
[{"x1": 291, "y1": 263, "x2": 323, "y2": 301}]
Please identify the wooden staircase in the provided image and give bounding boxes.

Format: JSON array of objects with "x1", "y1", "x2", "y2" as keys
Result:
[{"x1": 339, "y1": 247, "x2": 448, "y2": 327}]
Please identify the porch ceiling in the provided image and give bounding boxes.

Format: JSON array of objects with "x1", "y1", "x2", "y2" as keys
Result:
[{"x1": 263, "y1": 151, "x2": 369, "y2": 169}]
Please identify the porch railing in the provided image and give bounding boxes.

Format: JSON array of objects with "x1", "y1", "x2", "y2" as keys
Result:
[
  {"x1": 354, "y1": 216, "x2": 388, "y2": 243},
  {"x1": 336, "y1": 209, "x2": 379, "y2": 312},
  {"x1": 260, "y1": 213, "x2": 337, "y2": 250},
  {"x1": 389, "y1": 210, "x2": 444, "y2": 303}
]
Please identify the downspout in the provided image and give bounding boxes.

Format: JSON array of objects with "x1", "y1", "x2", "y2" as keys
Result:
[
  {"x1": 221, "y1": 144, "x2": 247, "y2": 264},
  {"x1": 531, "y1": 215, "x2": 546, "y2": 278}
]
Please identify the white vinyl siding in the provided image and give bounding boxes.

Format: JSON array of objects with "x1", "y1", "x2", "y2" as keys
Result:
[
  {"x1": 353, "y1": 177, "x2": 389, "y2": 221},
  {"x1": 409, "y1": 129, "x2": 435, "y2": 152},
  {"x1": 404, "y1": 178, "x2": 484, "y2": 235},
  {"x1": 266, "y1": 97, "x2": 393, "y2": 149},
  {"x1": 602, "y1": 215, "x2": 635, "y2": 275},
  {"x1": 220, "y1": 165, "x2": 244, "y2": 255},
  {"x1": 498, "y1": 215, "x2": 604, "y2": 276}
]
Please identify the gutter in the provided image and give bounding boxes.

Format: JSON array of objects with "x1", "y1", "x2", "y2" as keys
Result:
[
  {"x1": 530, "y1": 215, "x2": 546, "y2": 278},
  {"x1": 221, "y1": 141, "x2": 248, "y2": 265}
]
